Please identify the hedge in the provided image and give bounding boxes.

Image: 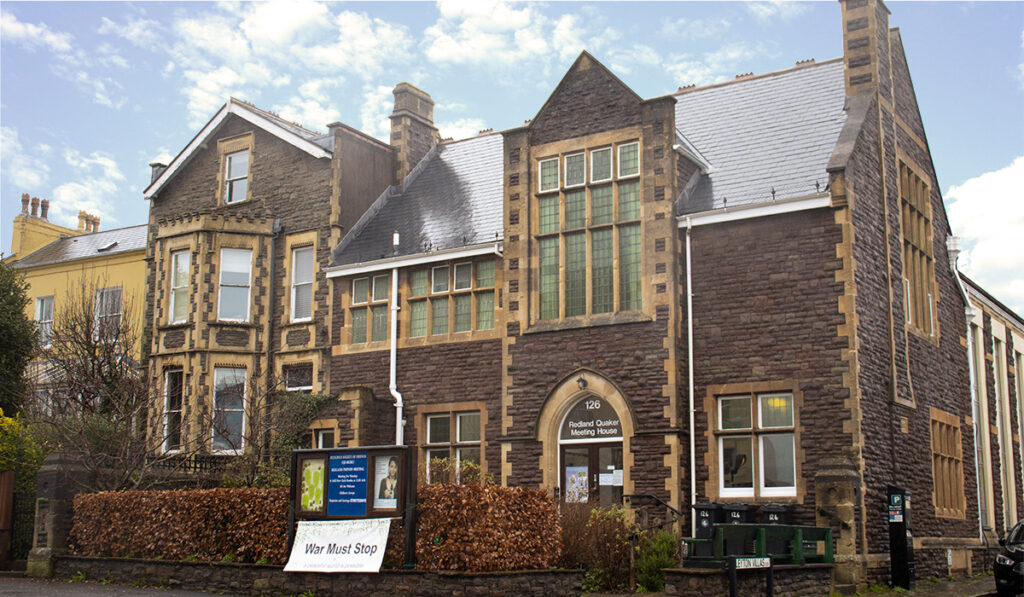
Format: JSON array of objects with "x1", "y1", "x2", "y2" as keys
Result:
[
  {"x1": 415, "y1": 484, "x2": 561, "y2": 571},
  {"x1": 70, "y1": 484, "x2": 562, "y2": 571},
  {"x1": 69, "y1": 488, "x2": 289, "y2": 563}
]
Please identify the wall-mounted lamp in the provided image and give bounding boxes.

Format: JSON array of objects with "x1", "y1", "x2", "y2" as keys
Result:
[{"x1": 576, "y1": 375, "x2": 587, "y2": 390}]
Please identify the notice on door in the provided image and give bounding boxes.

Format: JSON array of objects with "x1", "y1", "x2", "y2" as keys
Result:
[{"x1": 284, "y1": 519, "x2": 391, "y2": 572}]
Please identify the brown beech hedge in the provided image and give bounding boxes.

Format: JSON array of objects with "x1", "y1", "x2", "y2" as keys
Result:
[
  {"x1": 70, "y1": 484, "x2": 561, "y2": 571},
  {"x1": 415, "y1": 484, "x2": 561, "y2": 571},
  {"x1": 69, "y1": 488, "x2": 290, "y2": 564}
]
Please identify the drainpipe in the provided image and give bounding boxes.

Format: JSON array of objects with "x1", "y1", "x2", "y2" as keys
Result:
[
  {"x1": 268, "y1": 219, "x2": 282, "y2": 391},
  {"x1": 389, "y1": 231, "x2": 404, "y2": 446},
  {"x1": 686, "y1": 217, "x2": 697, "y2": 537},
  {"x1": 948, "y1": 236, "x2": 984, "y2": 542}
]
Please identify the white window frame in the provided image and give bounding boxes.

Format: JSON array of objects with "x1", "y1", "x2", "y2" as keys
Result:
[
  {"x1": 564, "y1": 152, "x2": 586, "y2": 188},
  {"x1": 35, "y1": 295, "x2": 54, "y2": 347},
  {"x1": 716, "y1": 393, "x2": 796, "y2": 499},
  {"x1": 314, "y1": 428, "x2": 335, "y2": 449},
  {"x1": 284, "y1": 363, "x2": 314, "y2": 393},
  {"x1": 424, "y1": 411, "x2": 482, "y2": 483},
  {"x1": 290, "y1": 246, "x2": 314, "y2": 322},
  {"x1": 372, "y1": 274, "x2": 390, "y2": 302},
  {"x1": 590, "y1": 147, "x2": 612, "y2": 183},
  {"x1": 538, "y1": 158, "x2": 559, "y2": 193},
  {"x1": 352, "y1": 277, "x2": 369, "y2": 305},
  {"x1": 217, "y1": 248, "x2": 252, "y2": 322},
  {"x1": 169, "y1": 250, "x2": 190, "y2": 324},
  {"x1": 94, "y1": 286, "x2": 123, "y2": 341},
  {"x1": 163, "y1": 368, "x2": 184, "y2": 454},
  {"x1": 617, "y1": 142, "x2": 640, "y2": 179},
  {"x1": 212, "y1": 367, "x2": 246, "y2": 454},
  {"x1": 224, "y1": 149, "x2": 249, "y2": 204}
]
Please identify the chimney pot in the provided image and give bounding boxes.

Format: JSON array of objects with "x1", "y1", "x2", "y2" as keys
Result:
[
  {"x1": 92, "y1": 216, "x2": 100, "y2": 232},
  {"x1": 21, "y1": 193, "x2": 29, "y2": 215},
  {"x1": 40, "y1": 199, "x2": 49, "y2": 220},
  {"x1": 30, "y1": 197, "x2": 39, "y2": 217},
  {"x1": 78, "y1": 210, "x2": 88, "y2": 231}
]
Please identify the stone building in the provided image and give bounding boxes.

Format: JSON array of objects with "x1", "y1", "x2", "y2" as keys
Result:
[
  {"x1": 321, "y1": 0, "x2": 995, "y2": 588},
  {"x1": 962, "y1": 274, "x2": 1024, "y2": 544},
  {"x1": 141, "y1": 92, "x2": 434, "y2": 455}
]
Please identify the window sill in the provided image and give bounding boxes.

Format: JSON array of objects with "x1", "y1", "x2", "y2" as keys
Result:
[
  {"x1": 283, "y1": 319, "x2": 313, "y2": 328},
  {"x1": 209, "y1": 321, "x2": 257, "y2": 328},
  {"x1": 526, "y1": 311, "x2": 652, "y2": 334},
  {"x1": 158, "y1": 322, "x2": 191, "y2": 332}
]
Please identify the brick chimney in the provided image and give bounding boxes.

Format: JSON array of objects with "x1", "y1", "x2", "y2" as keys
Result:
[
  {"x1": 389, "y1": 82, "x2": 439, "y2": 182},
  {"x1": 839, "y1": 0, "x2": 892, "y2": 98},
  {"x1": 92, "y1": 216, "x2": 100, "y2": 232},
  {"x1": 30, "y1": 197, "x2": 39, "y2": 217},
  {"x1": 78, "y1": 210, "x2": 88, "y2": 231},
  {"x1": 21, "y1": 193, "x2": 29, "y2": 215},
  {"x1": 40, "y1": 199, "x2": 49, "y2": 220}
]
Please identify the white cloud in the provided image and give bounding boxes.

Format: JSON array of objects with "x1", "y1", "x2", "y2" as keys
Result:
[
  {"x1": 238, "y1": 0, "x2": 330, "y2": 49},
  {"x1": 438, "y1": 118, "x2": 488, "y2": 141},
  {"x1": 360, "y1": 85, "x2": 394, "y2": 142},
  {"x1": 0, "y1": 127, "x2": 50, "y2": 190},
  {"x1": 49, "y1": 149, "x2": 126, "y2": 228},
  {"x1": 946, "y1": 157, "x2": 1024, "y2": 314},
  {"x1": 96, "y1": 43, "x2": 129, "y2": 69},
  {"x1": 274, "y1": 97, "x2": 341, "y2": 130},
  {"x1": 1018, "y1": 29, "x2": 1024, "y2": 89},
  {"x1": 98, "y1": 16, "x2": 162, "y2": 49},
  {"x1": 748, "y1": 2, "x2": 808, "y2": 22},
  {"x1": 0, "y1": 10, "x2": 73, "y2": 53},
  {"x1": 608, "y1": 44, "x2": 661, "y2": 76},
  {"x1": 661, "y1": 17, "x2": 732, "y2": 40},
  {"x1": 665, "y1": 42, "x2": 765, "y2": 86},
  {"x1": 303, "y1": 11, "x2": 412, "y2": 78},
  {"x1": 180, "y1": 66, "x2": 243, "y2": 127},
  {"x1": 423, "y1": 0, "x2": 551, "y2": 66}
]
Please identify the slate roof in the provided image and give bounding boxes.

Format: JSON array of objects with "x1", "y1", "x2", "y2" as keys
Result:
[
  {"x1": 332, "y1": 133, "x2": 505, "y2": 266},
  {"x1": 674, "y1": 58, "x2": 847, "y2": 214},
  {"x1": 331, "y1": 58, "x2": 849, "y2": 268},
  {"x1": 236, "y1": 99, "x2": 335, "y2": 152},
  {"x1": 12, "y1": 224, "x2": 148, "y2": 269}
]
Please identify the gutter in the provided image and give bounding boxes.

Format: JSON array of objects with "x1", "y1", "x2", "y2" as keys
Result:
[{"x1": 327, "y1": 242, "x2": 503, "y2": 278}]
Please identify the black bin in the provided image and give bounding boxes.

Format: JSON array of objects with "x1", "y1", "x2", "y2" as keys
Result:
[
  {"x1": 691, "y1": 502, "x2": 722, "y2": 557},
  {"x1": 721, "y1": 503, "x2": 756, "y2": 555},
  {"x1": 760, "y1": 504, "x2": 792, "y2": 556}
]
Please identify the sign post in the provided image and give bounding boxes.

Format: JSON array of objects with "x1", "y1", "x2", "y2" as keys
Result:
[
  {"x1": 727, "y1": 556, "x2": 773, "y2": 597},
  {"x1": 287, "y1": 445, "x2": 417, "y2": 573}
]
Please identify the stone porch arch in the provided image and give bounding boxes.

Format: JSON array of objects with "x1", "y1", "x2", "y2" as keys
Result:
[{"x1": 535, "y1": 368, "x2": 636, "y2": 498}]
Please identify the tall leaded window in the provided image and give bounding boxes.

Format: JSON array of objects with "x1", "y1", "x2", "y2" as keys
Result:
[
  {"x1": 900, "y1": 162, "x2": 935, "y2": 335},
  {"x1": 534, "y1": 141, "x2": 643, "y2": 321},
  {"x1": 408, "y1": 260, "x2": 496, "y2": 339},
  {"x1": 349, "y1": 274, "x2": 389, "y2": 344},
  {"x1": 425, "y1": 411, "x2": 482, "y2": 483},
  {"x1": 169, "y1": 250, "x2": 189, "y2": 324}
]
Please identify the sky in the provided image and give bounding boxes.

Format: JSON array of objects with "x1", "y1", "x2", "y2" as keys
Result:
[{"x1": 1, "y1": 1, "x2": 1022, "y2": 314}]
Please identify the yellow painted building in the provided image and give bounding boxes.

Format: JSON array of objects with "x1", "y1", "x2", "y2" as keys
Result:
[{"x1": 6, "y1": 195, "x2": 147, "y2": 361}]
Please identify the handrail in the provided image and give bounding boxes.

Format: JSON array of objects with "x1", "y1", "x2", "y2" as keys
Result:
[{"x1": 623, "y1": 493, "x2": 687, "y2": 520}]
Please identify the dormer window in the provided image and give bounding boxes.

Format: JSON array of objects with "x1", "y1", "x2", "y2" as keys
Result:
[{"x1": 225, "y1": 150, "x2": 249, "y2": 203}]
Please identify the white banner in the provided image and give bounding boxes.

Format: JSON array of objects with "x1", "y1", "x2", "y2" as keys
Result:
[{"x1": 284, "y1": 518, "x2": 392, "y2": 573}]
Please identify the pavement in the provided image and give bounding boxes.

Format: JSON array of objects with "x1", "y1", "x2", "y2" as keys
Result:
[
  {"x1": 0, "y1": 576, "x2": 246, "y2": 597},
  {"x1": 0, "y1": 572, "x2": 1002, "y2": 596}
]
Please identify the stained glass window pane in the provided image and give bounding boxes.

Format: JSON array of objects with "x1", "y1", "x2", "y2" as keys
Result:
[
  {"x1": 565, "y1": 232, "x2": 586, "y2": 317},
  {"x1": 592, "y1": 228, "x2": 614, "y2": 314},
  {"x1": 592, "y1": 186, "x2": 613, "y2": 225},
  {"x1": 539, "y1": 237, "x2": 559, "y2": 320}
]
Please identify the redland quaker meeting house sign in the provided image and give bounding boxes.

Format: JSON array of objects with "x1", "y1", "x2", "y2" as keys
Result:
[{"x1": 286, "y1": 446, "x2": 412, "y2": 572}]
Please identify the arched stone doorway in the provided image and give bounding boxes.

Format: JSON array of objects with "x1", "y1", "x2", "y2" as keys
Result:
[{"x1": 536, "y1": 370, "x2": 634, "y2": 506}]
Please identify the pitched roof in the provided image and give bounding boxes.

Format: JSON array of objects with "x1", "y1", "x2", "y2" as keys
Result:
[
  {"x1": 329, "y1": 56, "x2": 850, "y2": 270},
  {"x1": 144, "y1": 98, "x2": 333, "y2": 200},
  {"x1": 674, "y1": 58, "x2": 847, "y2": 214},
  {"x1": 11, "y1": 224, "x2": 148, "y2": 269},
  {"x1": 332, "y1": 133, "x2": 504, "y2": 267}
]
